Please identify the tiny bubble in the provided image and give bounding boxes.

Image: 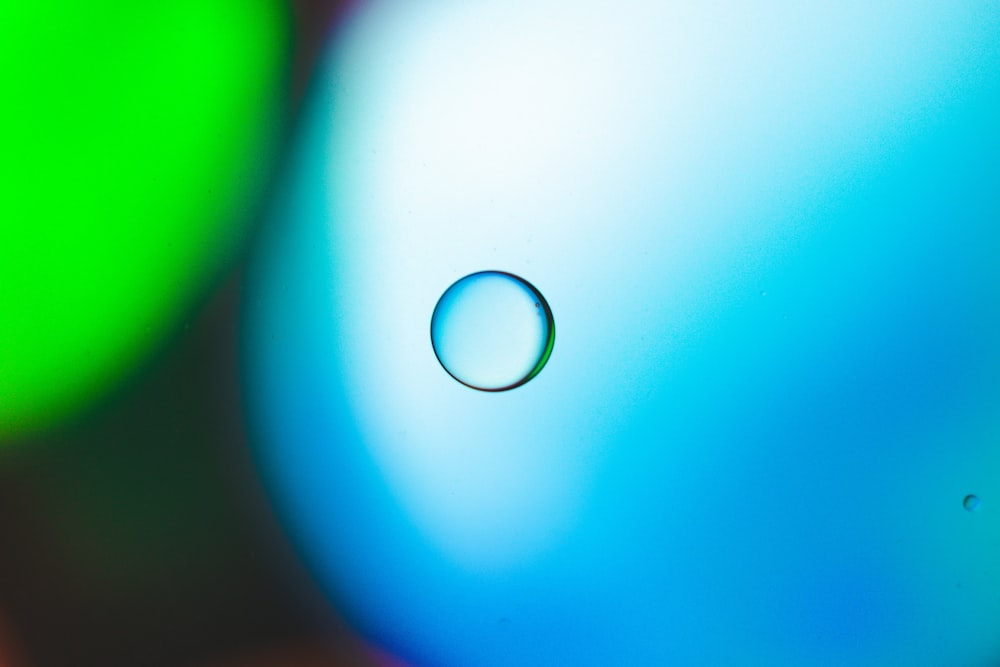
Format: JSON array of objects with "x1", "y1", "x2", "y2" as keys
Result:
[{"x1": 963, "y1": 494, "x2": 981, "y2": 512}]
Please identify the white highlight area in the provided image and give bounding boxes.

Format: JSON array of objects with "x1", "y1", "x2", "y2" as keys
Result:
[{"x1": 318, "y1": 0, "x2": 991, "y2": 574}]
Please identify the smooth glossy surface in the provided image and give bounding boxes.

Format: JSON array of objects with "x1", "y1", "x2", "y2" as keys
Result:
[{"x1": 246, "y1": 1, "x2": 1000, "y2": 665}]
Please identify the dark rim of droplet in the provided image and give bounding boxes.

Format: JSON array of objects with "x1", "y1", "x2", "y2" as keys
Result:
[{"x1": 430, "y1": 270, "x2": 555, "y2": 392}]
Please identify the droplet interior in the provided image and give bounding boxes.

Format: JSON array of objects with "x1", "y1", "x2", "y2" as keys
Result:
[{"x1": 431, "y1": 271, "x2": 554, "y2": 391}]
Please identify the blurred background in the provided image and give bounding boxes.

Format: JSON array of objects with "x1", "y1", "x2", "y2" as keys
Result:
[
  {"x1": 0, "y1": 1, "x2": 388, "y2": 664},
  {"x1": 3, "y1": 1, "x2": 1000, "y2": 665}
]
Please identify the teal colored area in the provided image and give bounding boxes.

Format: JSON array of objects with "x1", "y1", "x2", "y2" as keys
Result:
[{"x1": 246, "y1": 1, "x2": 1000, "y2": 665}]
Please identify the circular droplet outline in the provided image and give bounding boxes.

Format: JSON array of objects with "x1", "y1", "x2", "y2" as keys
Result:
[
  {"x1": 430, "y1": 270, "x2": 555, "y2": 392},
  {"x1": 963, "y1": 494, "x2": 981, "y2": 512}
]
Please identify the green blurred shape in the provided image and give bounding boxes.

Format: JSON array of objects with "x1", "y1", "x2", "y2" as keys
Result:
[{"x1": 0, "y1": 1, "x2": 287, "y2": 438}]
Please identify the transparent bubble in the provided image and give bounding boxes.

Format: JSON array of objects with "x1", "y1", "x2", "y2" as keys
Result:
[
  {"x1": 431, "y1": 271, "x2": 554, "y2": 392},
  {"x1": 963, "y1": 494, "x2": 981, "y2": 512}
]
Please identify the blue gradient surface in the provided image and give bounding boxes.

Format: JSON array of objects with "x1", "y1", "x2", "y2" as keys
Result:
[{"x1": 245, "y1": 1, "x2": 1000, "y2": 665}]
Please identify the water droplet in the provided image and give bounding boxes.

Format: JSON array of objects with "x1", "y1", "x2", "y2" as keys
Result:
[
  {"x1": 431, "y1": 271, "x2": 554, "y2": 391},
  {"x1": 963, "y1": 494, "x2": 981, "y2": 512}
]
